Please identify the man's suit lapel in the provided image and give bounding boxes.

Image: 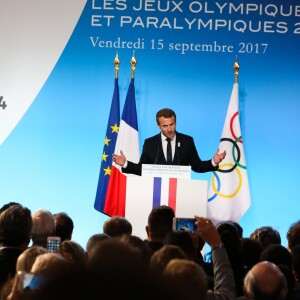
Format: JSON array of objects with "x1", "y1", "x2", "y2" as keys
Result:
[{"x1": 154, "y1": 134, "x2": 166, "y2": 164}]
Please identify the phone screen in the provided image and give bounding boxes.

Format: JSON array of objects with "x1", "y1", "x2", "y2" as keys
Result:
[
  {"x1": 173, "y1": 218, "x2": 196, "y2": 231},
  {"x1": 47, "y1": 236, "x2": 61, "y2": 253},
  {"x1": 18, "y1": 271, "x2": 46, "y2": 291}
]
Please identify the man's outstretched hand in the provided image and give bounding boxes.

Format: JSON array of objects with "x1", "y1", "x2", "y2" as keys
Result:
[
  {"x1": 213, "y1": 148, "x2": 226, "y2": 165},
  {"x1": 112, "y1": 150, "x2": 126, "y2": 167}
]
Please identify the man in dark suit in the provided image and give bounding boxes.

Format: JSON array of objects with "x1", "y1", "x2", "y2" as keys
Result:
[{"x1": 113, "y1": 108, "x2": 226, "y2": 175}]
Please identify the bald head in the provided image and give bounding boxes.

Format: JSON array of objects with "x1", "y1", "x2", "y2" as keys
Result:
[{"x1": 244, "y1": 261, "x2": 287, "y2": 300}]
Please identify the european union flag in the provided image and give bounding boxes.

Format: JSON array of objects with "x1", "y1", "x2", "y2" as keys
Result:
[{"x1": 94, "y1": 78, "x2": 120, "y2": 213}]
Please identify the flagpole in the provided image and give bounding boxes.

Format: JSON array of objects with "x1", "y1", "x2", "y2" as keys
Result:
[
  {"x1": 130, "y1": 51, "x2": 137, "y2": 79},
  {"x1": 233, "y1": 55, "x2": 240, "y2": 83},
  {"x1": 114, "y1": 52, "x2": 120, "y2": 79}
]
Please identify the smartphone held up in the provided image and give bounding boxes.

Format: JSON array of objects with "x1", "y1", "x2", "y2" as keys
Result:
[
  {"x1": 172, "y1": 217, "x2": 197, "y2": 232},
  {"x1": 46, "y1": 236, "x2": 61, "y2": 253}
]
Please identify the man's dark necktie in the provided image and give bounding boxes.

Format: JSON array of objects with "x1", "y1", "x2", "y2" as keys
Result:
[{"x1": 167, "y1": 138, "x2": 172, "y2": 164}]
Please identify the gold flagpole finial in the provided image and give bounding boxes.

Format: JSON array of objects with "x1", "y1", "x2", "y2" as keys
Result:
[
  {"x1": 130, "y1": 51, "x2": 137, "y2": 79},
  {"x1": 114, "y1": 52, "x2": 120, "y2": 79},
  {"x1": 233, "y1": 55, "x2": 240, "y2": 83}
]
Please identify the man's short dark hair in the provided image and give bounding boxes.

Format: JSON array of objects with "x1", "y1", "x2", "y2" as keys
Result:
[
  {"x1": 287, "y1": 220, "x2": 300, "y2": 249},
  {"x1": 103, "y1": 216, "x2": 132, "y2": 238},
  {"x1": 54, "y1": 212, "x2": 74, "y2": 242},
  {"x1": 156, "y1": 108, "x2": 176, "y2": 125},
  {"x1": 0, "y1": 204, "x2": 32, "y2": 246},
  {"x1": 148, "y1": 205, "x2": 175, "y2": 240}
]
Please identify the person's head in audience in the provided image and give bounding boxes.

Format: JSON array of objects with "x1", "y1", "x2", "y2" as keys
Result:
[
  {"x1": 287, "y1": 220, "x2": 300, "y2": 251},
  {"x1": 260, "y1": 244, "x2": 293, "y2": 270},
  {"x1": 0, "y1": 202, "x2": 22, "y2": 213},
  {"x1": 163, "y1": 230, "x2": 196, "y2": 261},
  {"x1": 0, "y1": 204, "x2": 32, "y2": 249},
  {"x1": 0, "y1": 204, "x2": 32, "y2": 289},
  {"x1": 149, "y1": 244, "x2": 187, "y2": 276},
  {"x1": 58, "y1": 240, "x2": 85, "y2": 266},
  {"x1": 146, "y1": 205, "x2": 174, "y2": 245},
  {"x1": 250, "y1": 225, "x2": 281, "y2": 249},
  {"x1": 53, "y1": 212, "x2": 74, "y2": 242},
  {"x1": 161, "y1": 258, "x2": 208, "y2": 300},
  {"x1": 103, "y1": 216, "x2": 132, "y2": 238},
  {"x1": 31, "y1": 209, "x2": 56, "y2": 248},
  {"x1": 119, "y1": 234, "x2": 152, "y2": 267},
  {"x1": 16, "y1": 246, "x2": 47, "y2": 273},
  {"x1": 85, "y1": 233, "x2": 111, "y2": 259},
  {"x1": 31, "y1": 252, "x2": 69, "y2": 279},
  {"x1": 243, "y1": 261, "x2": 287, "y2": 300},
  {"x1": 230, "y1": 221, "x2": 243, "y2": 238},
  {"x1": 86, "y1": 238, "x2": 150, "y2": 298},
  {"x1": 240, "y1": 237, "x2": 263, "y2": 273}
]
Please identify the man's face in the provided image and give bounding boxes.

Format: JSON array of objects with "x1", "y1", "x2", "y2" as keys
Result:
[{"x1": 158, "y1": 116, "x2": 176, "y2": 139}]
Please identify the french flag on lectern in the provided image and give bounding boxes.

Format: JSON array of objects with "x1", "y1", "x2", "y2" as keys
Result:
[
  {"x1": 94, "y1": 78, "x2": 120, "y2": 213},
  {"x1": 103, "y1": 78, "x2": 140, "y2": 217},
  {"x1": 207, "y1": 81, "x2": 251, "y2": 223}
]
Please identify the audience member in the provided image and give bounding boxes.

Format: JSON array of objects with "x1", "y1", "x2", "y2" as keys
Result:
[
  {"x1": 103, "y1": 216, "x2": 132, "y2": 238},
  {"x1": 53, "y1": 212, "x2": 74, "y2": 242},
  {"x1": 232, "y1": 221, "x2": 243, "y2": 238},
  {"x1": 119, "y1": 234, "x2": 152, "y2": 267},
  {"x1": 242, "y1": 261, "x2": 287, "y2": 300},
  {"x1": 260, "y1": 244, "x2": 293, "y2": 269},
  {"x1": 290, "y1": 245, "x2": 300, "y2": 299},
  {"x1": 163, "y1": 230, "x2": 196, "y2": 261},
  {"x1": 16, "y1": 246, "x2": 47, "y2": 273},
  {"x1": 149, "y1": 244, "x2": 187, "y2": 275},
  {"x1": 86, "y1": 238, "x2": 152, "y2": 298},
  {"x1": 3, "y1": 253, "x2": 72, "y2": 300},
  {"x1": 160, "y1": 216, "x2": 236, "y2": 300},
  {"x1": 58, "y1": 240, "x2": 85, "y2": 266},
  {"x1": 0, "y1": 202, "x2": 22, "y2": 213},
  {"x1": 287, "y1": 220, "x2": 300, "y2": 250},
  {"x1": 85, "y1": 233, "x2": 111, "y2": 260},
  {"x1": 216, "y1": 220, "x2": 244, "y2": 296},
  {"x1": 291, "y1": 244, "x2": 300, "y2": 289},
  {"x1": 250, "y1": 225, "x2": 281, "y2": 249},
  {"x1": 30, "y1": 252, "x2": 70, "y2": 279},
  {"x1": 0, "y1": 204, "x2": 32, "y2": 290},
  {"x1": 144, "y1": 205, "x2": 175, "y2": 254},
  {"x1": 31, "y1": 209, "x2": 56, "y2": 248},
  {"x1": 240, "y1": 237, "x2": 263, "y2": 274},
  {"x1": 162, "y1": 258, "x2": 208, "y2": 300},
  {"x1": 277, "y1": 264, "x2": 296, "y2": 300}
]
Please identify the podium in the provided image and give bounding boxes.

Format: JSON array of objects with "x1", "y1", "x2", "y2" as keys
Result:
[{"x1": 125, "y1": 172, "x2": 208, "y2": 239}]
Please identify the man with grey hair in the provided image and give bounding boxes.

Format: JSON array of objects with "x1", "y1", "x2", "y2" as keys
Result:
[
  {"x1": 241, "y1": 261, "x2": 287, "y2": 300},
  {"x1": 31, "y1": 209, "x2": 56, "y2": 248}
]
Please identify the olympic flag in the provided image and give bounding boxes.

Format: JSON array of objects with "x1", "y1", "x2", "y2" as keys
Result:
[{"x1": 207, "y1": 72, "x2": 251, "y2": 224}]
